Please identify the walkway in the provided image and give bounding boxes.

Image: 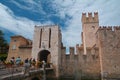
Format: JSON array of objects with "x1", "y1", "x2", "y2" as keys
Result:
[{"x1": 0, "y1": 67, "x2": 53, "y2": 80}]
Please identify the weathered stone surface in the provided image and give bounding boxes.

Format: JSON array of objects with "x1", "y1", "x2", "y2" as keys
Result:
[
  {"x1": 7, "y1": 35, "x2": 32, "y2": 61},
  {"x1": 32, "y1": 25, "x2": 62, "y2": 78},
  {"x1": 7, "y1": 12, "x2": 120, "y2": 80},
  {"x1": 97, "y1": 28, "x2": 120, "y2": 79}
]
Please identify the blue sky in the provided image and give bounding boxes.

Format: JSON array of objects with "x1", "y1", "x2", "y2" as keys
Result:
[{"x1": 0, "y1": 0, "x2": 120, "y2": 51}]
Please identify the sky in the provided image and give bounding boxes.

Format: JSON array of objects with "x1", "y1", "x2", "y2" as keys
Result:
[{"x1": 0, "y1": 0, "x2": 120, "y2": 52}]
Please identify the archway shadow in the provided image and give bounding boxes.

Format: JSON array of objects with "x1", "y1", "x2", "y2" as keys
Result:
[{"x1": 38, "y1": 50, "x2": 51, "y2": 68}]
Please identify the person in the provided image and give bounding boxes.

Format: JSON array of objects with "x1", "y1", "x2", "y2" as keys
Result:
[
  {"x1": 29, "y1": 58, "x2": 32, "y2": 67},
  {"x1": 22, "y1": 58, "x2": 30, "y2": 74},
  {"x1": 10, "y1": 57, "x2": 15, "y2": 65},
  {"x1": 9, "y1": 57, "x2": 15, "y2": 72},
  {"x1": 15, "y1": 56, "x2": 21, "y2": 66},
  {"x1": 42, "y1": 60, "x2": 46, "y2": 68},
  {"x1": 32, "y1": 58, "x2": 36, "y2": 68},
  {"x1": 36, "y1": 58, "x2": 40, "y2": 69}
]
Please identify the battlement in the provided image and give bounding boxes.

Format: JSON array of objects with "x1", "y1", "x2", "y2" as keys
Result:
[
  {"x1": 82, "y1": 12, "x2": 99, "y2": 23},
  {"x1": 34, "y1": 25, "x2": 60, "y2": 31},
  {"x1": 114, "y1": 26, "x2": 120, "y2": 30},
  {"x1": 35, "y1": 24, "x2": 58, "y2": 28},
  {"x1": 99, "y1": 26, "x2": 112, "y2": 30},
  {"x1": 99, "y1": 26, "x2": 120, "y2": 31},
  {"x1": 69, "y1": 47, "x2": 75, "y2": 54},
  {"x1": 62, "y1": 46, "x2": 66, "y2": 49}
]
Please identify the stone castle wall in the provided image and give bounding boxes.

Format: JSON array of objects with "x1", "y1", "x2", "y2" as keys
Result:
[
  {"x1": 81, "y1": 12, "x2": 99, "y2": 47},
  {"x1": 81, "y1": 12, "x2": 99, "y2": 55},
  {"x1": 61, "y1": 47, "x2": 77, "y2": 77},
  {"x1": 7, "y1": 12, "x2": 120, "y2": 80},
  {"x1": 78, "y1": 47, "x2": 100, "y2": 79},
  {"x1": 60, "y1": 45, "x2": 100, "y2": 79},
  {"x1": 32, "y1": 25, "x2": 62, "y2": 77},
  {"x1": 97, "y1": 26, "x2": 120, "y2": 79}
]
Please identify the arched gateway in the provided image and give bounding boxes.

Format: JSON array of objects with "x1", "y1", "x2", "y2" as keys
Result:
[
  {"x1": 32, "y1": 26, "x2": 62, "y2": 78},
  {"x1": 38, "y1": 50, "x2": 51, "y2": 63}
]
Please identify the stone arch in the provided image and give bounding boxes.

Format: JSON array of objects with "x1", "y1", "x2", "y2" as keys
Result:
[{"x1": 38, "y1": 50, "x2": 51, "y2": 63}]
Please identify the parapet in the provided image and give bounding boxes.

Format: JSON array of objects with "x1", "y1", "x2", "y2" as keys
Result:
[
  {"x1": 114, "y1": 26, "x2": 120, "y2": 30},
  {"x1": 34, "y1": 25, "x2": 60, "y2": 31},
  {"x1": 35, "y1": 24, "x2": 58, "y2": 28},
  {"x1": 78, "y1": 46, "x2": 84, "y2": 50},
  {"x1": 69, "y1": 47, "x2": 75, "y2": 55},
  {"x1": 62, "y1": 46, "x2": 66, "y2": 49},
  {"x1": 98, "y1": 26, "x2": 120, "y2": 32},
  {"x1": 61, "y1": 47, "x2": 66, "y2": 56},
  {"x1": 64, "y1": 47, "x2": 75, "y2": 56},
  {"x1": 99, "y1": 26, "x2": 112, "y2": 30},
  {"x1": 76, "y1": 44, "x2": 79, "y2": 48},
  {"x1": 82, "y1": 12, "x2": 99, "y2": 23}
]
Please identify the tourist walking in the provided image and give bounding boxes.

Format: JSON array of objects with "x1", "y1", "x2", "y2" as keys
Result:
[
  {"x1": 22, "y1": 58, "x2": 30, "y2": 75},
  {"x1": 36, "y1": 58, "x2": 40, "y2": 69},
  {"x1": 32, "y1": 58, "x2": 36, "y2": 68},
  {"x1": 15, "y1": 56, "x2": 21, "y2": 66},
  {"x1": 29, "y1": 58, "x2": 32, "y2": 67},
  {"x1": 10, "y1": 57, "x2": 15, "y2": 65}
]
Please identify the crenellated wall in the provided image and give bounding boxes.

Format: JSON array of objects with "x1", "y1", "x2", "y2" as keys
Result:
[
  {"x1": 97, "y1": 26, "x2": 120, "y2": 79},
  {"x1": 7, "y1": 12, "x2": 120, "y2": 80},
  {"x1": 60, "y1": 46, "x2": 100, "y2": 79},
  {"x1": 78, "y1": 46, "x2": 100, "y2": 79},
  {"x1": 81, "y1": 12, "x2": 99, "y2": 55},
  {"x1": 82, "y1": 12, "x2": 99, "y2": 23},
  {"x1": 61, "y1": 47, "x2": 78, "y2": 77}
]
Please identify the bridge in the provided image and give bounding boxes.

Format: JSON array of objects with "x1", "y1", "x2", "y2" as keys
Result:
[{"x1": 0, "y1": 64, "x2": 54, "y2": 80}]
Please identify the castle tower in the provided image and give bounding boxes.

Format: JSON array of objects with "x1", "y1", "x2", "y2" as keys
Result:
[
  {"x1": 32, "y1": 25, "x2": 62, "y2": 77},
  {"x1": 81, "y1": 12, "x2": 99, "y2": 54}
]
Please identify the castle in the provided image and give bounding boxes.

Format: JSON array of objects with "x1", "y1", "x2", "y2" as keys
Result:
[{"x1": 7, "y1": 12, "x2": 120, "y2": 80}]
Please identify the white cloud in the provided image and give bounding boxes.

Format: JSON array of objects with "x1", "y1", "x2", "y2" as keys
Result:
[
  {"x1": 10, "y1": 0, "x2": 46, "y2": 14},
  {"x1": 0, "y1": 3, "x2": 53, "y2": 39},
  {"x1": 1, "y1": 0, "x2": 120, "y2": 53},
  {"x1": 51, "y1": 0, "x2": 120, "y2": 49}
]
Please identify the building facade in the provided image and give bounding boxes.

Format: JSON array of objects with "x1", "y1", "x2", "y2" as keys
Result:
[{"x1": 7, "y1": 12, "x2": 120, "y2": 79}]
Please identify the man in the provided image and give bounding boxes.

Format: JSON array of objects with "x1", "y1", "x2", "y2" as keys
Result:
[
  {"x1": 22, "y1": 58, "x2": 30, "y2": 75},
  {"x1": 16, "y1": 56, "x2": 21, "y2": 66}
]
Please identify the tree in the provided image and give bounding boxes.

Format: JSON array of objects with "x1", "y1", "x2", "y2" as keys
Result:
[
  {"x1": 0, "y1": 30, "x2": 7, "y2": 46},
  {"x1": 0, "y1": 30, "x2": 8, "y2": 53},
  {"x1": 0, "y1": 30, "x2": 8, "y2": 61}
]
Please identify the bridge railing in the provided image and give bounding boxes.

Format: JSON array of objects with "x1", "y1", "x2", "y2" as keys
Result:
[
  {"x1": 0, "y1": 61, "x2": 54, "y2": 80},
  {"x1": 0, "y1": 61, "x2": 53, "y2": 76}
]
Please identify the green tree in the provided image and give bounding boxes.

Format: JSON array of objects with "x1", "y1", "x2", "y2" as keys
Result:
[
  {"x1": 0, "y1": 30, "x2": 8, "y2": 61},
  {"x1": 0, "y1": 30, "x2": 7, "y2": 47}
]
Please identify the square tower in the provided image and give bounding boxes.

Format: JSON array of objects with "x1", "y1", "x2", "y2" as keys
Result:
[
  {"x1": 81, "y1": 12, "x2": 99, "y2": 54},
  {"x1": 32, "y1": 25, "x2": 62, "y2": 77}
]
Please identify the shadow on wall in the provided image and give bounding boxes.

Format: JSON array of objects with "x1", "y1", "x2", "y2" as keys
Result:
[{"x1": 31, "y1": 77, "x2": 39, "y2": 80}]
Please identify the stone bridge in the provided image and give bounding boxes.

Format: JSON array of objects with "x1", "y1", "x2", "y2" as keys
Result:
[{"x1": 0, "y1": 67, "x2": 54, "y2": 80}]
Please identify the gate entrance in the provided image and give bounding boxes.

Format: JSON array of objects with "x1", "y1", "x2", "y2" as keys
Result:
[{"x1": 38, "y1": 50, "x2": 51, "y2": 63}]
